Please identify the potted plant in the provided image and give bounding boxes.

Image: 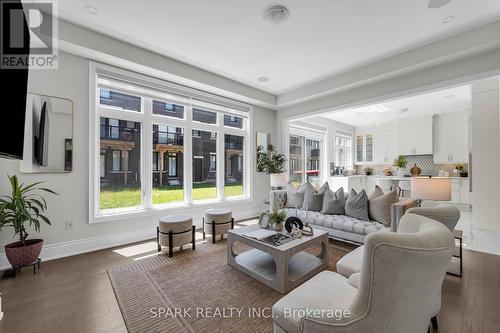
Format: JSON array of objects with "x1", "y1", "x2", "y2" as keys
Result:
[
  {"x1": 393, "y1": 155, "x2": 408, "y2": 177},
  {"x1": 257, "y1": 144, "x2": 287, "y2": 188},
  {"x1": 455, "y1": 164, "x2": 468, "y2": 177},
  {"x1": 0, "y1": 175, "x2": 58, "y2": 268},
  {"x1": 268, "y1": 209, "x2": 286, "y2": 231},
  {"x1": 364, "y1": 167, "x2": 373, "y2": 176},
  {"x1": 383, "y1": 167, "x2": 393, "y2": 176}
]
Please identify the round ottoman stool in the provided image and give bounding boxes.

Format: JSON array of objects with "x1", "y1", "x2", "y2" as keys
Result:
[
  {"x1": 203, "y1": 208, "x2": 234, "y2": 243},
  {"x1": 157, "y1": 215, "x2": 195, "y2": 257}
]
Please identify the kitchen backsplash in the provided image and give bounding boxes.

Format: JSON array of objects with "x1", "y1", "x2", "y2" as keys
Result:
[{"x1": 354, "y1": 155, "x2": 468, "y2": 176}]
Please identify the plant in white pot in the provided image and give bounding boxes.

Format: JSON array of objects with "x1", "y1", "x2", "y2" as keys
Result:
[
  {"x1": 0, "y1": 175, "x2": 58, "y2": 270},
  {"x1": 256, "y1": 144, "x2": 287, "y2": 188},
  {"x1": 393, "y1": 155, "x2": 408, "y2": 177}
]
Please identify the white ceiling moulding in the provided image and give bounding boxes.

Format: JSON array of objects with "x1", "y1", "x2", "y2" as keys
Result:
[
  {"x1": 55, "y1": 19, "x2": 278, "y2": 110},
  {"x1": 278, "y1": 45, "x2": 500, "y2": 122},
  {"x1": 277, "y1": 19, "x2": 500, "y2": 108}
]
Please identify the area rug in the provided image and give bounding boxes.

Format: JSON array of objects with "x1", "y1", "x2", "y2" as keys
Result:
[{"x1": 108, "y1": 238, "x2": 358, "y2": 333}]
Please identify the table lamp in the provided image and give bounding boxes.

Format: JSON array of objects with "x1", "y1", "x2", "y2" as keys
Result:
[
  {"x1": 411, "y1": 176, "x2": 451, "y2": 206},
  {"x1": 270, "y1": 172, "x2": 288, "y2": 190}
]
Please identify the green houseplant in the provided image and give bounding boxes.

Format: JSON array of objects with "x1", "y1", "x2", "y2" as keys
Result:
[
  {"x1": 393, "y1": 155, "x2": 408, "y2": 177},
  {"x1": 268, "y1": 209, "x2": 286, "y2": 231},
  {"x1": 257, "y1": 144, "x2": 287, "y2": 188},
  {"x1": 0, "y1": 175, "x2": 58, "y2": 267}
]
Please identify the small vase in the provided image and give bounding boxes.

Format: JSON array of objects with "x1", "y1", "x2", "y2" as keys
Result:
[
  {"x1": 272, "y1": 223, "x2": 283, "y2": 231},
  {"x1": 397, "y1": 168, "x2": 406, "y2": 177}
]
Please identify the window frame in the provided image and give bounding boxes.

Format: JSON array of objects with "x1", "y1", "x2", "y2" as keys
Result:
[{"x1": 90, "y1": 63, "x2": 252, "y2": 223}]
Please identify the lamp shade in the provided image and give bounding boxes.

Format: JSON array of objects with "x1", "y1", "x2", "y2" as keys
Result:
[
  {"x1": 270, "y1": 173, "x2": 288, "y2": 188},
  {"x1": 411, "y1": 177, "x2": 451, "y2": 201}
]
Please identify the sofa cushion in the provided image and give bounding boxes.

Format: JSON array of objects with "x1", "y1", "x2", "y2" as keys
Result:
[
  {"x1": 336, "y1": 245, "x2": 364, "y2": 277},
  {"x1": 303, "y1": 182, "x2": 329, "y2": 211},
  {"x1": 321, "y1": 187, "x2": 346, "y2": 215},
  {"x1": 345, "y1": 189, "x2": 370, "y2": 221},
  {"x1": 368, "y1": 186, "x2": 398, "y2": 226},
  {"x1": 272, "y1": 271, "x2": 356, "y2": 333},
  {"x1": 284, "y1": 183, "x2": 306, "y2": 208},
  {"x1": 369, "y1": 185, "x2": 384, "y2": 199},
  {"x1": 284, "y1": 209, "x2": 385, "y2": 236}
]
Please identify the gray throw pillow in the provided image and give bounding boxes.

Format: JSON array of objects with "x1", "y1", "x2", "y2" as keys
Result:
[
  {"x1": 285, "y1": 183, "x2": 306, "y2": 208},
  {"x1": 321, "y1": 187, "x2": 346, "y2": 215},
  {"x1": 302, "y1": 182, "x2": 329, "y2": 211},
  {"x1": 368, "y1": 188, "x2": 398, "y2": 226},
  {"x1": 369, "y1": 185, "x2": 384, "y2": 200},
  {"x1": 345, "y1": 189, "x2": 370, "y2": 221}
]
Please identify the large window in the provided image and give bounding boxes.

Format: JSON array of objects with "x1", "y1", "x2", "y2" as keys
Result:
[
  {"x1": 99, "y1": 117, "x2": 142, "y2": 210},
  {"x1": 289, "y1": 133, "x2": 322, "y2": 186},
  {"x1": 334, "y1": 133, "x2": 353, "y2": 169},
  {"x1": 224, "y1": 134, "x2": 244, "y2": 197},
  {"x1": 152, "y1": 124, "x2": 184, "y2": 205},
  {"x1": 192, "y1": 130, "x2": 217, "y2": 200},
  {"x1": 91, "y1": 66, "x2": 250, "y2": 220}
]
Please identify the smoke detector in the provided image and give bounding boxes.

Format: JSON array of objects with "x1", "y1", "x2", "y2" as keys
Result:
[
  {"x1": 427, "y1": 0, "x2": 453, "y2": 9},
  {"x1": 263, "y1": 5, "x2": 290, "y2": 26}
]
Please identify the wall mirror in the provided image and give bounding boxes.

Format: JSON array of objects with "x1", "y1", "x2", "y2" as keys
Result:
[{"x1": 20, "y1": 93, "x2": 73, "y2": 173}]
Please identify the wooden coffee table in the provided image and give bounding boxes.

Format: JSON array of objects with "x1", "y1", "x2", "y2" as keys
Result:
[{"x1": 227, "y1": 224, "x2": 329, "y2": 294}]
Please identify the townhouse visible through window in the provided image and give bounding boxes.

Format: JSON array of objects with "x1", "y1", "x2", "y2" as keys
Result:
[{"x1": 92, "y1": 66, "x2": 250, "y2": 219}]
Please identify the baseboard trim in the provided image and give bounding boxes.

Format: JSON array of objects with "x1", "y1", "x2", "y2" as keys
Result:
[{"x1": 0, "y1": 210, "x2": 262, "y2": 270}]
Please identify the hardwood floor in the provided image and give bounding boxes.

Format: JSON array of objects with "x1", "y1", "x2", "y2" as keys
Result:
[{"x1": 0, "y1": 231, "x2": 499, "y2": 333}]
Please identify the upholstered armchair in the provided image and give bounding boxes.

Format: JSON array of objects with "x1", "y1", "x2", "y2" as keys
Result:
[{"x1": 272, "y1": 214, "x2": 455, "y2": 333}]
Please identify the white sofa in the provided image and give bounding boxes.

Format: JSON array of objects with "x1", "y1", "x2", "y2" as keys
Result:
[
  {"x1": 272, "y1": 214, "x2": 455, "y2": 333},
  {"x1": 270, "y1": 190, "x2": 417, "y2": 244}
]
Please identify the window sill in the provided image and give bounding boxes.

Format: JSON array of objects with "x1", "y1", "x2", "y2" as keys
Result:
[{"x1": 91, "y1": 196, "x2": 252, "y2": 224}]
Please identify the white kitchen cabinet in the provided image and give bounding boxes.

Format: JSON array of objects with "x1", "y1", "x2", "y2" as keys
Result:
[
  {"x1": 328, "y1": 176, "x2": 367, "y2": 194},
  {"x1": 397, "y1": 116, "x2": 433, "y2": 155},
  {"x1": 374, "y1": 130, "x2": 399, "y2": 164},
  {"x1": 450, "y1": 178, "x2": 470, "y2": 205},
  {"x1": 397, "y1": 128, "x2": 414, "y2": 155},
  {"x1": 354, "y1": 134, "x2": 374, "y2": 164},
  {"x1": 433, "y1": 120, "x2": 469, "y2": 163}
]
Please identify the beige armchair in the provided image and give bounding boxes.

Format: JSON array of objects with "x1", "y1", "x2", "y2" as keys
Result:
[{"x1": 272, "y1": 214, "x2": 454, "y2": 333}]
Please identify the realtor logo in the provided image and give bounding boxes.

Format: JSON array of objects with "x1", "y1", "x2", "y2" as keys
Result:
[{"x1": 1, "y1": 0, "x2": 58, "y2": 69}]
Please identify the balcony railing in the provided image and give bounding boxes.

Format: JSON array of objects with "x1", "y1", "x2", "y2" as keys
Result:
[
  {"x1": 154, "y1": 132, "x2": 184, "y2": 146},
  {"x1": 100, "y1": 125, "x2": 137, "y2": 142}
]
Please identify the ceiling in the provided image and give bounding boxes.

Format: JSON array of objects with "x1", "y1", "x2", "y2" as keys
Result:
[
  {"x1": 320, "y1": 85, "x2": 471, "y2": 127},
  {"x1": 56, "y1": 1, "x2": 500, "y2": 94}
]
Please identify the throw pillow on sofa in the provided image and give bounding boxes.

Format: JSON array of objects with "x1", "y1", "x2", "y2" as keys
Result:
[
  {"x1": 345, "y1": 189, "x2": 370, "y2": 221},
  {"x1": 369, "y1": 185, "x2": 384, "y2": 200},
  {"x1": 321, "y1": 187, "x2": 346, "y2": 215},
  {"x1": 368, "y1": 185, "x2": 398, "y2": 226},
  {"x1": 302, "y1": 182, "x2": 329, "y2": 211},
  {"x1": 285, "y1": 183, "x2": 306, "y2": 208}
]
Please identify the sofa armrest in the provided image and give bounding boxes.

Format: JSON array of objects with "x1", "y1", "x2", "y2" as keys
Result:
[
  {"x1": 390, "y1": 199, "x2": 418, "y2": 232},
  {"x1": 269, "y1": 190, "x2": 287, "y2": 211}
]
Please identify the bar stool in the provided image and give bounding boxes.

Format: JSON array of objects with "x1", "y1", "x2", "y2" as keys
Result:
[
  {"x1": 157, "y1": 215, "x2": 195, "y2": 257},
  {"x1": 203, "y1": 208, "x2": 234, "y2": 243}
]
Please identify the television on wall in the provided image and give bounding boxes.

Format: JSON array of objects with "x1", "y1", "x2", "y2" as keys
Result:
[{"x1": 0, "y1": 0, "x2": 30, "y2": 160}]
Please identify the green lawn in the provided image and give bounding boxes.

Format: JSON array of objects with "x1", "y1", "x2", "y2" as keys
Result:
[{"x1": 100, "y1": 183, "x2": 243, "y2": 210}]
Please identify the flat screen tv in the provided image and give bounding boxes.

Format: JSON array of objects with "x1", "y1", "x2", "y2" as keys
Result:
[
  {"x1": 34, "y1": 102, "x2": 49, "y2": 166},
  {"x1": 0, "y1": 0, "x2": 30, "y2": 160}
]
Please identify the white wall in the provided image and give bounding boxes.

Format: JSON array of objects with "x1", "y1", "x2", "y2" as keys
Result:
[
  {"x1": 0, "y1": 51, "x2": 276, "y2": 268},
  {"x1": 471, "y1": 78, "x2": 500, "y2": 233}
]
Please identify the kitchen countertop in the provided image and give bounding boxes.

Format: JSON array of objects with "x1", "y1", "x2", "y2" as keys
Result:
[{"x1": 330, "y1": 175, "x2": 468, "y2": 179}]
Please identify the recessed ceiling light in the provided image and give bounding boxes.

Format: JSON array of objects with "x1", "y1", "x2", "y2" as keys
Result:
[
  {"x1": 257, "y1": 76, "x2": 269, "y2": 82},
  {"x1": 442, "y1": 94, "x2": 455, "y2": 99},
  {"x1": 399, "y1": 108, "x2": 410, "y2": 114},
  {"x1": 427, "y1": 0, "x2": 453, "y2": 9},
  {"x1": 442, "y1": 16, "x2": 455, "y2": 24},
  {"x1": 354, "y1": 104, "x2": 391, "y2": 114},
  {"x1": 85, "y1": 5, "x2": 98, "y2": 14},
  {"x1": 263, "y1": 5, "x2": 290, "y2": 26}
]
